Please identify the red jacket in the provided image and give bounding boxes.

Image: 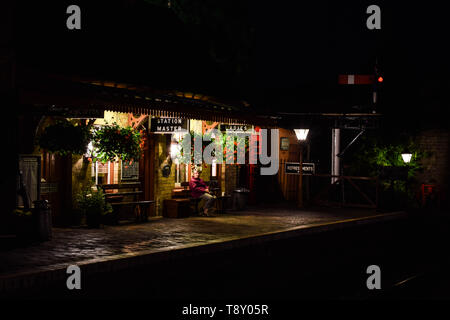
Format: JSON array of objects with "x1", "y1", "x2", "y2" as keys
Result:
[{"x1": 189, "y1": 177, "x2": 207, "y2": 198}]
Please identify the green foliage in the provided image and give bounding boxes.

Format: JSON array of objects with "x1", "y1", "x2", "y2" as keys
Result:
[
  {"x1": 347, "y1": 133, "x2": 427, "y2": 180},
  {"x1": 37, "y1": 120, "x2": 92, "y2": 155},
  {"x1": 178, "y1": 131, "x2": 208, "y2": 165},
  {"x1": 91, "y1": 123, "x2": 144, "y2": 163},
  {"x1": 346, "y1": 131, "x2": 429, "y2": 206},
  {"x1": 13, "y1": 208, "x2": 33, "y2": 217},
  {"x1": 75, "y1": 186, "x2": 112, "y2": 217},
  {"x1": 179, "y1": 130, "x2": 250, "y2": 164},
  {"x1": 219, "y1": 131, "x2": 250, "y2": 163}
]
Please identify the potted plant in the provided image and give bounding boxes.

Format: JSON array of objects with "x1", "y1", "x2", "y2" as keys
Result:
[
  {"x1": 37, "y1": 119, "x2": 92, "y2": 155},
  {"x1": 76, "y1": 186, "x2": 113, "y2": 228},
  {"x1": 90, "y1": 123, "x2": 144, "y2": 163}
]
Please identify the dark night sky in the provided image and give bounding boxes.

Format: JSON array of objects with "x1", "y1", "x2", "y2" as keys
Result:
[{"x1": 14, "y1": 1, "x2": 450, "y2": 126}]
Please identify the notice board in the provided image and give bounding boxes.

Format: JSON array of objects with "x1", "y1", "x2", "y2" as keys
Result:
[{"x1": 121, "y1": 160, "x2": 139, "y2": 181}]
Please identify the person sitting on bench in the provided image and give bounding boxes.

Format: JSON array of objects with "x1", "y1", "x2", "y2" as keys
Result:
[{"x1": 189, "y1": 169, "x2": 216, "y2": 216}]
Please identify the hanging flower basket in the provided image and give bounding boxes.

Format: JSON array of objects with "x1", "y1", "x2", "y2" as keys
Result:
[
  {"x1": 91, "y1": 123, "x2": 144, "y2": 163},
  {"x1": 179, "y1": 130, "x2": 249, "y2": 165},
  {"x1": 37, "y1": 120, "x2": 92, "y2": 155}
]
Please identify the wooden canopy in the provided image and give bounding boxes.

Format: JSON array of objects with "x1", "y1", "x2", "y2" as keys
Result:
[{"x1": 17, "y1": 73, "x2": 277, "y2": 127}]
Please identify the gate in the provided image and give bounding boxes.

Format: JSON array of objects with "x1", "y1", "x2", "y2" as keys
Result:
[
  {"x1": 277, "y1": 160, "x2": 379, "y2": 208},
  {"x1": 311, "y1": 174, "x2": 379, "y2": 209}
]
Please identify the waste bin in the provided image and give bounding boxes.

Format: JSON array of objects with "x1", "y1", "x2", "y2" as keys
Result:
[
  {"x1": 232, "y1": 188, "x2": 250, "y2": 210},
  {"x1": 33, "y1": 200, "x2": 52, "y2": 241}
]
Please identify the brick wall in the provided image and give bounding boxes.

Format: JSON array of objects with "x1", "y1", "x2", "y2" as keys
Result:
[
  {"x1": 155, "y1": 163, "x2": 176, "y2": 216},
  {"x1": 71, "y1": 155, "x2": 92, "y2": 200},
  {"x1": 154, "y1": 134, "x2": 176, "y2": 216},
  {"x1": 152, "y1": 120, "x2": 244, "y2": 214},
  {"x1": 152, "y1": 120, "x2": 218, "y2": 215},
  {"x1": 415, "y1": 128, "x2": 450, "y2": 208}
]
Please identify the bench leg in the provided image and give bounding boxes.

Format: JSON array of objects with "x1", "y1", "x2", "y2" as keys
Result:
[
  {"x1": 195, "y1": 200, "x2": 202, "y2": 215},
  {"x1": 142, "y1": 205, "x2": 149, "y2": 221},
  {"x1": 189, "y1": 199, "x2": 198, "y2": 215},
  {"x1": 134, "y1": 205, "x2": 142, "y2": 222},
  {"x1": 134, "y1": 205, "x2": 149, "y2": 222},
  {"x1": 215, "y1": 199, "x2": 221, "y2": 214}
]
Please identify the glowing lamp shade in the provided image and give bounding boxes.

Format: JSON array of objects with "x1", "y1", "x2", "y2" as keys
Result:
[
  {"x1": 294, "y1": 129, "x2": 309, "y2": 141},
  {"x1": 377, "y1": 76, "x2": 384, "y2": 83},
  {"x1": 401, "y1": 153, "x2": 412, "y2": 163}
]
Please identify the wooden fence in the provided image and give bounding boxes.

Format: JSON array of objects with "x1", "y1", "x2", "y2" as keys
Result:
[{"x1": 277, "y1": 159, "x2": 301, "y2": 201}]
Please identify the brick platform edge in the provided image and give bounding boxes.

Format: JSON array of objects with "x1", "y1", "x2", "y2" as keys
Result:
[{"x1": 0, "y1": 211, "x2": 407, "y2": 293}]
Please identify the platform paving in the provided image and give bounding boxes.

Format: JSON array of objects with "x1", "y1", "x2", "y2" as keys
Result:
[{"x1": 0, "y1": 205, "x2": 406, "y2": 293}]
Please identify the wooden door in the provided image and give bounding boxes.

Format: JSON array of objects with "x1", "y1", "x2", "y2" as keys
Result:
[{"x1": 41, "y1": 151, "x2": 72, "y2": 226}]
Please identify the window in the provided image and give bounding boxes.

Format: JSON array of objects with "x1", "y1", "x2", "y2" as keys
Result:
[{"x1": 92, "y1": 161, "x2": 118, "y2": 185}]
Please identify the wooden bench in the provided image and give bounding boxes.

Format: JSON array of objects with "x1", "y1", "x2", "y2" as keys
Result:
[
  {"x1": 163, "y1": 198, "x2": 190, "y2": 218},
  {"x1": 176, "y1": 180, "x2": 225, "y2": 215},
  {"x1": 99, "y1": 182, "x2": 155, "y2": 223},
  {"x1": 178, "y1": 181, "x2": 203, "y2": 215}
]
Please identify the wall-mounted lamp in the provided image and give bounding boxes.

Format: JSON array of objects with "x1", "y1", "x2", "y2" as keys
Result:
[
  {"x1": 401, "y1": 153, "x2": 412, "y2": 163},
  {"x1": 294, "y1": 129, "x2": 309, "y2": 141}
]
